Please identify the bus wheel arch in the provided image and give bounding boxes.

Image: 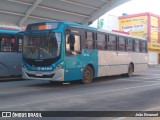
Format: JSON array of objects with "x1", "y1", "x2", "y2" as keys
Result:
[
  {"x1": 87, "y1": 64, "x2": 95, "y2": 77},
  {"x1": 126, "y1": 63, "x2": 134, "y2": 77},
  {"x1": 82, "y1": 64, "x2": 94, "y2": 84},
  {"x1": 130, "y1": 62, "x2": 134, "y2": 72},
  {"x1": 122, "y1": 62, "x2": 134, "y2": 77}
]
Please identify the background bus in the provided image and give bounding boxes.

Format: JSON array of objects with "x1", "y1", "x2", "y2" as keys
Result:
[
  {"x1": 22, "y1": 21, "x2": 148, "y2": 84},
  {"x1": 0, "y1": 29, "x2": 22, "y2": 78}
]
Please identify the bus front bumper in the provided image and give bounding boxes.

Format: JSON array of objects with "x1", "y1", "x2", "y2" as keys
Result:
[{"x1": 22, "y1": 68, "x2": 64, "y2": 81}]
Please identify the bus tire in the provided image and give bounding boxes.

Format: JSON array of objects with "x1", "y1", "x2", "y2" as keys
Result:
[
  {"x1": 125, "y1": 64, "x2": 133, "y2": 77},
  {"x1": 82, "y1": 66, "x2": 93, "y2": 84},
  {"x1": 49, "y1": 81, "x2": 55, "y2": 84}
]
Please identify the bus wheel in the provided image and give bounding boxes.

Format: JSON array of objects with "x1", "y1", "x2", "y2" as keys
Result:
[
  {"x1": 125, "y1": 64, "x2": 133, "y2": 77},
  {"x1": 49, "y1": 81, "x2": 55, "y2": 84},
  {"x1": 82, "y1": 66, "x2": 93, "y2": 84}
]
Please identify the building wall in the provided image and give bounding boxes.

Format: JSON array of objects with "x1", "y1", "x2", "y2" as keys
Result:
[
  {"x1": 150, "y1": 16, "x2": 159, "y2": 50},
  {"x1": 149, "y1": 15, "x2": 160, "y2": 65},
  {"x1": 119, "y1": 15, "x2": 148, "y2": 38},
  {"x1": 119, "y1": 13, "x2": 160, "y2": 65}
]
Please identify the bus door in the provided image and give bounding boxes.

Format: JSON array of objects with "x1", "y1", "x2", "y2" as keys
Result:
[{"x1": 65, "y1": 28, "x2": 83, "y2": 81}]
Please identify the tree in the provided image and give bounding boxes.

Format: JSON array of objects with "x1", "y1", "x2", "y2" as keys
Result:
[{"x1": 98, "y1": 19, "x2": 104, "y2": 28}]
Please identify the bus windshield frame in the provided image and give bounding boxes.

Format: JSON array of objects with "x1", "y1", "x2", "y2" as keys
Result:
[{"x1": 23, "y1": 31, "x2": 62, "y2": 66}]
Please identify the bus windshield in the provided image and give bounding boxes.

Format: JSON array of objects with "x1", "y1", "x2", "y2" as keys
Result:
[{"x1": 23, "y1": 32, "x2": 61, "y2": 60}]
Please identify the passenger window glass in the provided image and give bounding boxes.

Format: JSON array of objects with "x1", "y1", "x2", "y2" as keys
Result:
[
  {"x1": 96, "y1": 33, "x2": 106, "y2": 50},
  {"x1": 0, "y1": 35, "x2": 16, "y2": 52},
  {"x1": 134, "y1": 40, "x2": 140, "y2": 52},
  {"x1": 118, "y1": 37, "x2": 126, "y2": 51},
  {"x1": 97, "y1": 33, "x2": 105, "y2": 42},
  {"x1": 86, "y1": 31, "x2": 93, "y2": 40},
  {"x1": 126, "y1": 39, "x2": 133, "y2": 52},
  {"x1": 107, "y1": 35, "x2": 116, "y2": 51},
  {"x1": 141, "y1": 41, "x2": 147, "y2": 53},
  {"x1": 86, "y1": 31, "x2": 94, "y2": 49}
]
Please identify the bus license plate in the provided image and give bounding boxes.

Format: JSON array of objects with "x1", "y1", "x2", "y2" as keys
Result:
[{"x1": 36, "y1": 74, "x2": 43, "y2": 77}]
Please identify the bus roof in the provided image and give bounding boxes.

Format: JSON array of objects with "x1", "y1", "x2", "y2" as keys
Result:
[
  {"x1": 26, "y1": 21, "x2": 97, "y2": 31},
  {"x1": 62, "y1": 21, "x2": 147, "y2": 41},
  {"x1": 0, "y1": 29, "x2": 20, "y2": 34},
  {"x1": 27, "y1": 21, "x2": 146, "y2": 41},
  {"x1": 98, "y1": 29, "x2": 147, "y2": 41}
]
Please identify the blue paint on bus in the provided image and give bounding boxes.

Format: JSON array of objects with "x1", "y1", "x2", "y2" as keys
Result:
[
  {"x1": 0, "y1": 28, "x2": 22, "y2": 77},
  {"x1": 0, "y1": 29, "x2": 20, "y2": 34},
  {"x1": 22, "y1": 21, "x2": 99, "y2": 81},
  {"x1": 64, "y1": 49, "x2": 98, "y2": 81},
  {"x1": 22, "y1": 21, "x2": 148, "y2": 83}
]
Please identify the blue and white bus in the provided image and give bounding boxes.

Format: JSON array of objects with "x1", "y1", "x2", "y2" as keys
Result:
[
  {"x1": 0, "y1": 28, "x2": 22, "y2": 78},
  {"x1": 22, "y1": 21, "x2": 148, "y2": 84}
]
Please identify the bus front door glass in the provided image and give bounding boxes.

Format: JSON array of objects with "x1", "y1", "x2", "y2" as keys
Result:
[
  {"x1": 65, "y1": 33, "x2": 82, "y2": 80},
  {"x1": 66, "y1": 34, "x2": 81, "y2": 56}
]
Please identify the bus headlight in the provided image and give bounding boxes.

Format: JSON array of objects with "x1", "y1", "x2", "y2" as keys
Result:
[
  {"x1": 22, "y1": 64, "x2": 26, "y2": 69},
  {"x1": 22, "y1": 64, "x2": 27, "y2": 71},
  {"x1": 54, "y1": 62, "x2": 64, "y2": 71}
]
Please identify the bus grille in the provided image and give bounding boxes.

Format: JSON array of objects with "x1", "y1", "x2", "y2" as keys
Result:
[{"x1": 27, "y1": 73, "x2": 55, "y2": 78}]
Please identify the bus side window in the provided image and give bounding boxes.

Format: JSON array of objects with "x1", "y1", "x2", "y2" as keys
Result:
[
  {"x1": 66, "y1": 34, "x2": 81, "y2": 56},
  {"x1": 134, "y1": 39, "x2": 140, "y2": 52},
  {"x1": 141, "y1": 41, "x2": 147, "y2": 53},
  {"x1": 0, "y1": 35, "x2": 16, "y2": 52},
  {"x1": 118, "y1": 37, "x2": 126, "y2": 51},
  {"x1": 96, "y1": 33, "x2": 106, "y2": 50},
  {"x1": 86, "y1": 31, "x2": 94, "y2": 49},
  {"x1": 126, "y1": 38, "x2": 133, "y2": 52},
  {"x1": 107, "y1": 35, "x2": 116, "y2": 51}
]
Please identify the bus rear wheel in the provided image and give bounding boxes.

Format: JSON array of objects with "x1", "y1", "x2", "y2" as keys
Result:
[
  {"x1": 125, "y1": 64, "x2": 133, "y2": 77},
  {"x1": 82, "y1": 66, "x2": 93, "y2": 84}
]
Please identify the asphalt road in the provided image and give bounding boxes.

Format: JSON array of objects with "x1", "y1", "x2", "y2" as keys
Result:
[{"x1": 0, "y1": 67, "x2": 160, "y2": 120}]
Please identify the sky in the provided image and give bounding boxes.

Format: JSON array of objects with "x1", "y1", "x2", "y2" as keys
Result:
[
  {"x1": 107, "y1": 0, "x2": 160, "y2": 16},
  {"x1": 91, "y1": 0, "x2": 160, "y2": 29}
]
